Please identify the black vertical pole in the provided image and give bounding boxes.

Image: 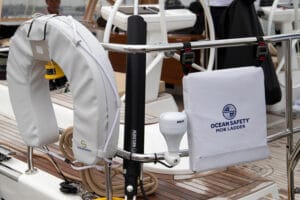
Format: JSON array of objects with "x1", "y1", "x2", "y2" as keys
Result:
[{"x1": 123, "y1": 15, "x2": 147, "y2": 199}]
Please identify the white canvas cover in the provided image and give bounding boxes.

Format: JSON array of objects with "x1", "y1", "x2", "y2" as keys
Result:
[
  {"x1": 183, "y1": 67, "x2": 269, "y2": 172},
  {"x1": 7, "y1": 15, "x2": 120, "y2": 165}
]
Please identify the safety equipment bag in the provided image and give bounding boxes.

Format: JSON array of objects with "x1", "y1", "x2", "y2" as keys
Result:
[
  {"x1": 183, "y1": 66, "x2": 269, "y2": 172},
  {"x1": 7, "y1": 15, "x2": 120, "y2": 165}
]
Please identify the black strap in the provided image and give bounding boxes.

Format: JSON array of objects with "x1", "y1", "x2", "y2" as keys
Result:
[
  {"x1": 256, "y1": 36, "x2": 268, "y2": 66},
  {"x1": 27, "y1": 15, "x2": 58, "y2": 40},
  {"x1": 27, "y1": 20, "x2": 35, "y2": 38},
  {"x1": 180, "y1": 42, "x2": 195, "y2": 75}
]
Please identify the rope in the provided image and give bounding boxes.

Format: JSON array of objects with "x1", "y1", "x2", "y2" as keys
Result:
[
  {"x1": 59, "y1": 127, "x2": 159, "y2": 197},
  {"x1": 0, "y1": 127, "x2": 159, "y2": 198}
]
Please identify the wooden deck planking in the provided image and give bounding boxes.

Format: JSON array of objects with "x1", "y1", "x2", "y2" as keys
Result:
[
  {"x1": 180, "y1": 181, "x2": 217, "y2": 197},
  {"x1": 0, "y1": 117, "x2": 288, "y2": 199},
  {"x1": 214, "y1": 181, "x2": 276, "y2": 199},
  {"x1": 154, "y1": 180, "x2": 206, "y2": 200},
  {"x1": 50, "y1": 91, "x2": 73, "y2": 109},
  {"x1": 191, "y1": 179, "x2": 227, "y2": 195},
  {"x1": 1, "y1": 83, "x2": 300, "y2": 199},
  {"x1": 241, "y1": 114, "x2": 300, "y2": 199},
  {"x1": 0, "y1": 112, "x2": 288, "y2": 200}
]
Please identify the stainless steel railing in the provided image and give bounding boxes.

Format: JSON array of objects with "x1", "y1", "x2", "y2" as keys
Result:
[
  {"x1": 102, "y1": 32, "x2": 300, "y2": 200},
  {"x1": 101, "y1": 32, "x2": 300, "y2": 53}
]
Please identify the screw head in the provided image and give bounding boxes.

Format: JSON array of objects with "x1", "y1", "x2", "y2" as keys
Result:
[{"x1": 126, "y1": 185, "x2": 134, "y2": 193}]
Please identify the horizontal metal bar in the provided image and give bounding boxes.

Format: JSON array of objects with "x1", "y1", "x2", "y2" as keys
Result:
[
  {"x1": 116, "y1": 126, "x2": 300, "y2": 163},
  {"x1": 267, "y1": 127, "x2": 300, "y2": 143},
  {"x1": 116, "y1": 148, "x2": 189, "y2": 163},
  {"x1": 101, "y1": 33, "x2": 300, "y2": 53}
]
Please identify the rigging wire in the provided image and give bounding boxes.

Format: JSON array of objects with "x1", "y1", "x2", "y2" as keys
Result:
[
  {"x1": 43, "y1": 145, "x2": 69, "y2": 183},
  {"x1": 42, "y1": 145, "x2": 80, "y2": 194}
]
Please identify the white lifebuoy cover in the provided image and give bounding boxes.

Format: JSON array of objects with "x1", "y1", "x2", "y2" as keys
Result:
[{"x1": 7, "y1": 15, "x2": 120, "y2": 165}]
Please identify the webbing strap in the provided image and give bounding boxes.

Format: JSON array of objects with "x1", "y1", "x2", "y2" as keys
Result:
[
  {"x1": 256, "y1": 36, "x2": 268, "y2": 66},
  {"x1": 180, "y1": 42, "x2": 195, "y2": 75}
]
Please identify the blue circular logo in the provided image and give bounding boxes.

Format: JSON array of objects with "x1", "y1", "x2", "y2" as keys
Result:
[{"x1": 222, "y1": 104, "x2": 236, "y2": 120}]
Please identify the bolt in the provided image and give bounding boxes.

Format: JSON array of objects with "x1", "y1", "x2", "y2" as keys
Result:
[{"x1": 126, "y1": 185, "x2": 134, "y2": 193}]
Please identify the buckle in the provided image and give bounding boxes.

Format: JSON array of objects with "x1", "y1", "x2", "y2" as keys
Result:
[
  {"x1": 181, "y1": 51, "x2": 195, "y2": 65},
  {"x1": 256, "y1": 44, "x2": 268, "y2": 60},
  {"x1": 180, "y1": 42, "x2": 195, "y2": 75},
  {"x1": 256, "y1": 37, "x2": 268, "y2": 62}
]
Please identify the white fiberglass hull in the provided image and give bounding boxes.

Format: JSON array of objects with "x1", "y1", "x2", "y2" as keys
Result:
[{"x1": 0, "y1": 157, "x2": 81, "y2": 200}]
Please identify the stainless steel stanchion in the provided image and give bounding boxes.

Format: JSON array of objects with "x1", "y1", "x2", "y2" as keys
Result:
[
  {"x1": 25, "y1": 146, "x2": 37, "y2": 174},
  {"x1": 105, "y1": 161, "x2": 113, "y2": 200},
  {"x1": 285, "y1": 38, "x2": 295, "y2": 200}
]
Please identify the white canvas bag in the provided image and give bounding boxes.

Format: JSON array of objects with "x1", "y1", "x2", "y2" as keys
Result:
[
  {"x1": 7, "y1": 16, "x2": 120, "y2": 165},
  {"x1": 183, "y1": 67, "x2": 269, "y2": 172}
]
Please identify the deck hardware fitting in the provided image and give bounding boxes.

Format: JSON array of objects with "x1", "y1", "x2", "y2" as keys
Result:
[{"x1": 25, "y1": 146, "x2": 37, "y2": 175}]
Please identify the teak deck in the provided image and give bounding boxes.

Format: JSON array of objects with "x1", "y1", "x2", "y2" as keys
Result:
[{"x1": 0, "y1": 89, "x2": 300, "y2": 199}]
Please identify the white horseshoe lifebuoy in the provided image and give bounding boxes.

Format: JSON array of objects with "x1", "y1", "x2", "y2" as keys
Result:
[{"x1": 7, "y1": 15, "x2": 120, "y2": 165}]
